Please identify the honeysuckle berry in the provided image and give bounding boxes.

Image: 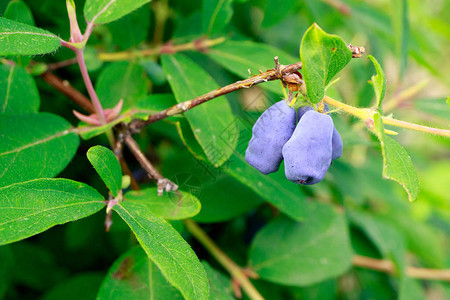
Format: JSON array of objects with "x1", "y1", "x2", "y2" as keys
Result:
[
  {"x1": 282, "y1": 110, "x2": 334, "y2": 185},
  {"x1": 245, "y1": 100, "x2": 296, "y2": 174},
  {"x1": 298, "y1": 105, "x2": 343, "y2": 160}
]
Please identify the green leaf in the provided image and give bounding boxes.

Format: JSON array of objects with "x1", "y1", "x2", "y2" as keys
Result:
[
  {"x1": 161, "y1": 53, "x2": 237, "y2": 167},
  {"x1": 414, "y1": 98, "x2": 450, "y2": 120},
  {"x1": 0, "y1": 64, "x2": 39, "y2": 114},
  {"x1": 202, "y1": 0, "x2": 233, "y2": 35},
  {"x1": 249, "y1": 202, "x2": 352, "y2": 286},
  {"x1": 84, "y1": 0, "x2": 151, "y2": 25},
  {"x1": 391, "y1": 0, "x2": 409, "y2": 78},
  {"x1": 124, "y1": 187, "x2": 201, "y2": 220},
  {"x1": 0, "y1": 17, "x2": 60, "y2": 56},
  {"x1": 349, "y1": 210, "x2": 406, "y2": 271},
  {"x1": 262, "y1": 0, "x2": 297, "y2": 28},
  {"x1": 300, "y1": 23, "x2": 352, "y2": 103},
  {"x1": 4, "y1": 0, "x2": 35, "y2": 25},
  {"x1": 399, "y1": 277, "x2": 426, "y2": 300},
  {"x1": 202, "y1": 262, "x2": 234, "y2": 300},
  {"x1": 106, "y1": 4, "x2": 150, "y2": 50},
  {"x1": 98, "y1": 247, "x2": 183, "y2": 299},
  {"x1": 373, "y1": 113, "x2": 419, "y2": 202},
  {"x1": 95, "y1": 61, "x2": 150, "y2": 109},
  {"x1": 367, "y1": 55, "x2": 386, "y2": 110},
  {"x1": 0, "y1": 178, "x2": 105, "y2": 245},
  {"x1": 40, "y1": 273, "x2": 104, "y2": 300},
  {"x1": 207, "y1": 40, "x2": 298, "y2": 95},
  {"x1": 114, "y1": 201, "x2": 209, "y2": 300},
  {"x1": 87, "y1": 145, "x2": 122, "y2": 197},
  {"x1": 0, "y1": 113, "x2": 79, "y2": 187},
  {"x1": 220, "y1": 117, "x2": 306, "y2": 221}
]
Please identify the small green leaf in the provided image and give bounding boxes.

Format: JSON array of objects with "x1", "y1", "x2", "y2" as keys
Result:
[
  {"x1": 4, "y1": 0, "x2": 35, "y2": 25},
  {"x1": 0, "y1": 178, "x2": 105, "y2": 245},
  {"x1": 0, "y1": 113, "x2": 79, "y2": 187},
  {"x1": 391, "y1": 0, "x2": 409, "y2": 78},
  {"x1": 0, "y1": 64, "x2": 39, "y2": 114},
  {"x1": 87, "y1": 146, "x2": 122, "y2": 197},
  {"x1": 367, "y1": 55, "x2": 386, "y2": 110},
  {"x1": 300, "y1": 23, "x2": 352, "y2": 103},
  {"x1": 207, "y1": 40, "x2": 297, "y2": 95},
  {"x1": 124, "y1": 187, "x2": 201, "y2": 220},
  {"x1": 249, "y1": 202, "x2": 352, "y2": 286},
  {"x1": 95, "y1": 61, "x2": 150, "y2": 110},
  {"x1": 84, "y1": 0, "x2": 151, "y2": 25},
  {"x1": 373, "y1": 113, "x2": 419, "y2": 202},
  {"x1": 114, "y1": 201, "x2": 209, "y2": 300},
  {"x1": 97, "y1": 247, "x2": 183, "y2": 299},
  {"x1": 0, "y1": 17, "x2": 60, "y2": 56},
  {"x1": 161, "y1": 53, "x2": 237, "y2": 167},
  {"x1": 202, "y1": 0, "x2": 233, "y2": 35}
]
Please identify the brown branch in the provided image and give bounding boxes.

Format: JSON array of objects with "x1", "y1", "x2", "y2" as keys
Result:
[
  {"x1": 120, "y1": 126, "x2": 178, "y2": 195},
  {"x1": 352, "y1": 255, "x2": 450, "y2": 282},
  {"x1": 98, "y1": 37, "x2": 226, "y2": 62},
  {"x1": 128, "y1": 60, "x2": 303, "y2": 133},
  {"x1": 40, "y1": 71, "x2": 95, "y2": 114},
  {"x1": 46, "y1": 57, "x2": 78, "y2": 71}
]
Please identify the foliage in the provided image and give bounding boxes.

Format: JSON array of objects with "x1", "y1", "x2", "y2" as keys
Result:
[{"x1": 0, "y1": 0, "x2": 449, "y2": 299}]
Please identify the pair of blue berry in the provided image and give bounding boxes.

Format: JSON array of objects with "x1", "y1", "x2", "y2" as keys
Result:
[{"x1": 245, "y1": 100, "x2": 343, "y2": 185}]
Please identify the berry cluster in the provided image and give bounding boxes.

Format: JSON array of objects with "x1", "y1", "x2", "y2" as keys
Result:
[{"x1": 245, "y1": 100, "x2": 343, "y2": 185}]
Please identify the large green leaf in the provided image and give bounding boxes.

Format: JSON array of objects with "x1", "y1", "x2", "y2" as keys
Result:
[
  {"x1": 202, "y1": 262, "x2": 234, "y2": 300},
  {"x1": 398, "y1": 277, "x2": 425, "y2": 300},
  {"x1": 202, "y1": 0, "x2": 233, "y2": 35},
  {"x1": 300, "y1": 23, "x2": 352, "y2": 103},
  {"x1": 207, "y1": 40, "x2": 298, "y2": 95},
  {"x1": 4, "y1": 0, "x2": 35, "y2": 25},
  {"x1": 161, "y1": 151, "x2": 263, "y2": 223},
  {"x1": 161, "y1": 53, "x2": 237, "y2": 167},
  {"x1": 414, "y1": 98, "x2": 450, "y2": 120},
  {"x1": 0, "y1": 178, "x2": 105, "y2": 245},
  {"x1": 98, "y1": 247, "x2": 183, "y2": 299},
  {"x1": 249, "y1": 202, "x2": 352, "y2": 286},
  {"x1": 0, "y1": 64, "x2": 39, "y2": 114},
  {"x1": 87, "y1": 146, "x2": 122, "y2": 197},
  {"x1": 40, "y1": 273, "x2": 104, "y2": 300},
  {"x1": 0, "y1": 113, "x2": 79, "y2": 187},
  {"x1": 0, "y1": 17, "x2": 60, "y2": 56},
  {"x1": 84, "y1": 0, "x2": 151, "y2": 25},
  {"x1": 221, "y1": 116, "x2": 306, "y2": 221},
  {"x1": 367, "y1": 55, "x2": 386, "y2": 110},
  {"x1": 349, "y1": 210, "x2": 406, "y2": 271},
  {"x1": 95, "y1": 61, "x2": 150, "y2": 109},
  {"x1": 106, "y1": 4, "x2": 150, "y2": 50},
  {"x1": 124, "y1": 187, "x2": 201, "y2": 220},
  {"x1": 373, "y1": 113, "x2": 419, "y2": 202},
  {"x1": 114, "y1": 201, "x2": 209, "y2": 300}
]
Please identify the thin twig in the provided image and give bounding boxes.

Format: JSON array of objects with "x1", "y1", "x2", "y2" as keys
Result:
[
  {"x1": 129, "y1": 61, "x2": 303, "y2": 132},
  {"x1": 46, "y1": 57, "x2": 78, "y2": 71},
  {"x1": 40, "y1": 71, "x2": 95, "y2": 114},
  {"x1": 184, "y1": 220, "x2": 264, "y2": 300},
  {"x1": 121, "y1": 127, "x2": 178, "y2": 195},
  {"x1": 98, "y1": 37, "x2": 226, "y2": 61},
  {"x1": 352, "y1": 255, "x2": 450, "y2": 282}
]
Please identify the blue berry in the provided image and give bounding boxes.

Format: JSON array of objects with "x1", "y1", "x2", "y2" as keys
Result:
[
  {"x1": 245, "y1": 100, "x2": 296, "y2": 174},
  {"x1": 282, "y1": 110, "x2": 334, "y2": 185},
  {"x1": 298, "y1": 105, "x2": 342, "y2": 160}
]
